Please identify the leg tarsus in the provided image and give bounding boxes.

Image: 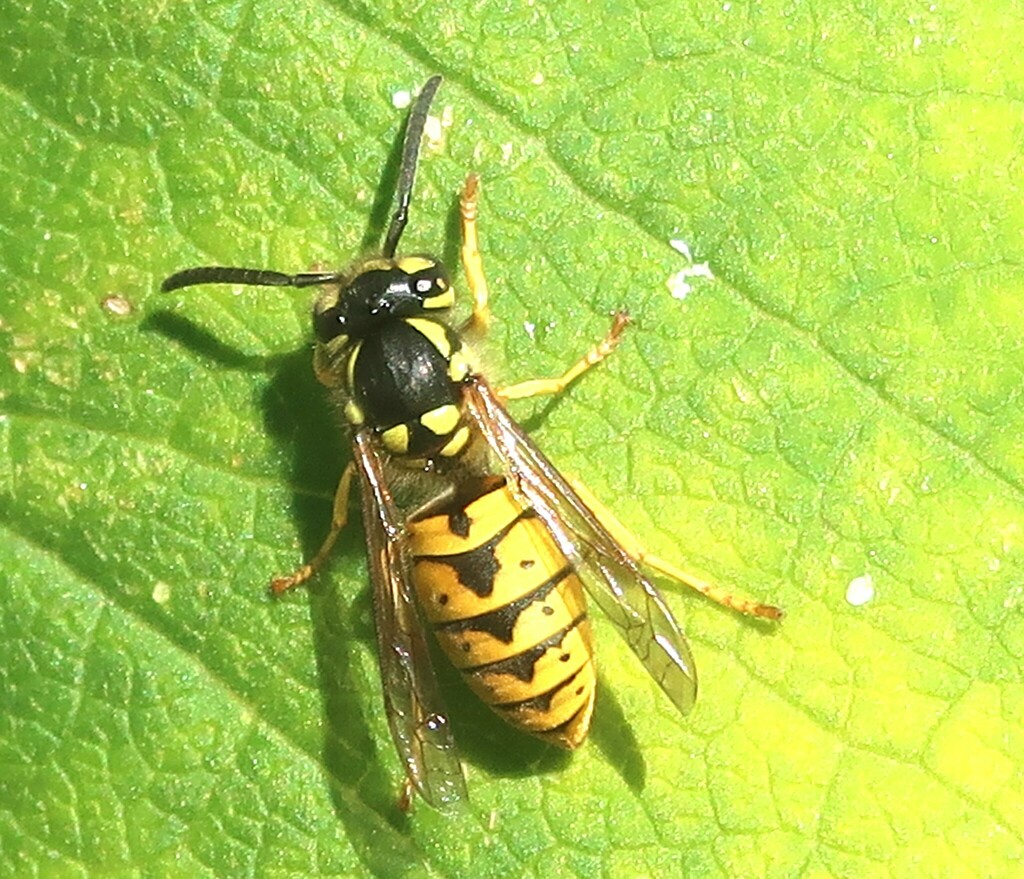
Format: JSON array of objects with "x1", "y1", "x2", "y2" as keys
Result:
[
  {"x1": 499, "y1": 311, "x2": 630, "y2": 402},
  {"x1": 460, "y1": 172, "x2": 490, "y2": 334},
  {"x1": 569, "y1": 476, "x2": 783, "y2": 621},
  {"x1": 642, "y1": 553, "x2": 783, "y2": 620},
  {"x1": 271, "y1": 461, "x2": 357, "y2": 594}
]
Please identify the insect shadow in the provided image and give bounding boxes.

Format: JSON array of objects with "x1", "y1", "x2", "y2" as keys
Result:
[
  {"x1": 141, "y1": 115, "x2": 433, "y2": 832},
  {"x1": 141, "y1": 310, "x2": 422, "y2": 862}
]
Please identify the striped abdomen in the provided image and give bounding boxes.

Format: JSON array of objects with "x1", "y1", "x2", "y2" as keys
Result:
[{"x1": 407, "y1": 478, "x2": 596, "y2": 748}]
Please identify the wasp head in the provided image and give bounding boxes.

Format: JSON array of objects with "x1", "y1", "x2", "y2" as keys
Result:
[{"x1": 314, "y1": 256, "x2": 452, "y2": 343}]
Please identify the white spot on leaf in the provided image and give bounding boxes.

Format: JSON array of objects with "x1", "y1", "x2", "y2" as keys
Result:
[
  {"x1": 666, "y1": 239, "x2": 714, "y2": 300},
  {"x1": 424, "y1": 114, "x2": 444, "y2": 147},
  {"x1": 846, "y1": 574, "x2": 874, "y2": 607},
  {"x1": 669, "y1": 238, "x2": 693, "y2": 261}
]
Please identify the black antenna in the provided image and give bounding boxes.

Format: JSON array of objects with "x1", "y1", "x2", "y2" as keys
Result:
[
  {"x1": 381, "y1": 74, "x2": 443, "y2": 258},
  {"x1": 161, "y1": 266, "x2": 342, "y2": 293},
  {"x1": 161, "y1": 75, "x2": 444, "y2": 294}
]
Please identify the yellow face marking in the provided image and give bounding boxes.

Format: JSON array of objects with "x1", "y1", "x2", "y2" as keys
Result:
[
  {"x1": 419, "y1": 404, "x2": 460, "y2": 437},
  {"x1": 344, "y1": 400, "x2": 365, "y2": 426},
  {"x1": 345, "y1": 340, "x2": 363, "y2": 393},
  {"x1": 397, "y1": 256, "x2": 435, "y2": 274},
  {"x1": 381, "y1": 423, "x2": 410, "y2": 454},
  {"x1": 422, "y1": 289, "x2": 455, "y2": 309},
  {"x1": 447, "y1": 350, "x2": 473, "y2": 382},
  {"x1": 438, "y1": 425, "x2": 470, "y2": 458},
  {"x1": 405, "y1": 318, "x2": 451, "y2": 359}
]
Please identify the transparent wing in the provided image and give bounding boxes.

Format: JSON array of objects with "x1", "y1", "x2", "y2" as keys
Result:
[
  {"x1": 352, "y1": 430, "x2": 468, "y2": 809},
  {"x1": 464, "y1": 378, "x2": 698, "y2": 716}
]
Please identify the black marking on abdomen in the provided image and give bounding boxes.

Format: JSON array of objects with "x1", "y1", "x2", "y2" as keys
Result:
[
  {"x1": 463, "y1": 615, "x2": 587, "y2": 682},
  {"x1": 415, "y1": 509, "x2": 537, "y2": 597},
  {"x1": 493, "y1": 664, "x2": 589, "y2": 713},
  {"x1": 448, "y1": 508, "x2": 471, "y2": 538},
  {"x1": 530, "y1": 700, "x2": 592, "y2": 737},
  {"x1": 432, "y1": 566, "x2": 572, "y2": 643}
]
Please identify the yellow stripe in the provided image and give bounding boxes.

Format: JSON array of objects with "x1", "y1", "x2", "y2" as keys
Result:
[
  {"x1": 422, "y1": 289, "x2": 455, "y2": 309},
  {"x1": 448, "y1": 350, "x2": 473, "y2": 381},
  {"x1": 408, "y1": 481, "x2": 522, "y2": 555},
  {"x1": 344, "y1": 400, "x2": 365, "y2": 425},
  {"x1": 411, "y1": 482, "x2": 580, "y2": 625},
  {"x1": 345, "y1": 340, "x2": 362, "y2": 393},
  {"x1": 405, "y1": 317, "x2": 451, "y2": 358},
  {"x1": 438, "y1": 425, "x2": 470, "y2": 457},
  {"x1": 413, "y1": 514, "x2": 565, "y2": 621},
  {"x1": 463, "y1": 621, "x2": 593, "y2": 704},
  {"x1": 433, "y1": 572, "x2": 586, "y2": 669},
  {"x1": 420, "y1": 404, "x2": 460, "y2": 436},
  {"x1": 499, "y1": 661, "x2": 596, "y2": 747},
  {"x1": 380, "y1": 423, "x2": 410, "y2": 454}
]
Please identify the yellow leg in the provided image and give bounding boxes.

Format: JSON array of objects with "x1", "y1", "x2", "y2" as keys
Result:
[
  {"x1": 460, "y1": 171, "x2": 625, "y2": 395},
  {"x1": 499, "y1": 311, "x2": 630, "y2": 401},
  {"x1": 460, "y1": 173, "x2": 490, "y2": 333},
  {"x1": 569, "y1": 477, "x2": 783, "y2": 620},
  {"x1": 271, "y1": 461, "x2": 357, "y2": 594}
]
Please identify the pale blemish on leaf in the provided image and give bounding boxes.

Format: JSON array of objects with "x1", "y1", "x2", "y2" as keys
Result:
[{"x1": 845, "y1": 573, "x2": 875, "y2": 606}]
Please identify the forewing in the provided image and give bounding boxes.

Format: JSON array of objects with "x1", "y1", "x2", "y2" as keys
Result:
[
  {"x1": 352, "y1": 431, "x2": 468, "y2": 808},
  {"x1": 464, "y1": 378, "x2": 697, "y2": 716}
]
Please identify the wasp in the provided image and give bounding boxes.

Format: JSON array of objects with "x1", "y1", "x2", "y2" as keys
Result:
[{"x1": 162, "y1": 75, "x2": 781, "y2": 809}]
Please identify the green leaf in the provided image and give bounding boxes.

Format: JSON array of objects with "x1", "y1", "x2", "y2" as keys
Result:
[{"x1": 2, "y1": 0, "x2": 1023, "y2": 876}]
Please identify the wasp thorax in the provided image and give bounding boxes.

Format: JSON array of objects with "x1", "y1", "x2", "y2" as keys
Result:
[
  {"x1": 308, "y1": 254, "x2": 473, "y2": 460},
  {"x1": 314, "y1": 256, "x2": 452, "y2": 343}
]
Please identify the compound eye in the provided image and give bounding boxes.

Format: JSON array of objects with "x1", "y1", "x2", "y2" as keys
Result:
[
  {"x1": 314, "y1": 305, "x2": 347, "y2": 343},
  {"x1": 413, "y1": 264, "x2": 454, "y2": 310}
]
